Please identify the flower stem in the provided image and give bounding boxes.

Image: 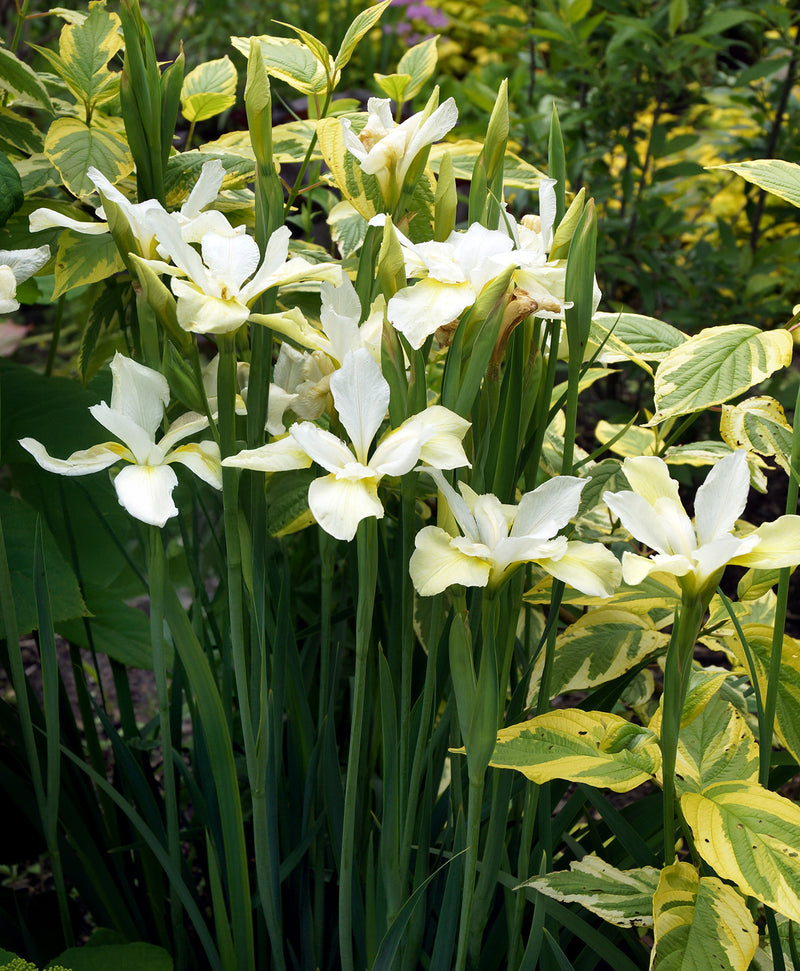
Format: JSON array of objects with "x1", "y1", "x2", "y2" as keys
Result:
[
  {"x1": 660, "y1": 592, "x2": 704, "y2": 863},
  {"x1": 218, "y1": 334, "x2": 286, "y2": 970},
  {"x1": 339, "y1": 517, "x2": 378, "y2": 971},
  {"x1": 148, "y1": 525, "x2": 184, "y2": 962}
]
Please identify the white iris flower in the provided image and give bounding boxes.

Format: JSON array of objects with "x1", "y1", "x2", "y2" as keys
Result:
[
  {"x1": 223, "y1": 347, "x2": 471, "y2": 541},
  {"x1": 410, "y1": 469, "x2": 622, "y2": 596},
  {"x1": 342, "y1": 94, "x2": 458, "y2": 208},
  {"x1": 603, "y1": 450, "x2": 800, "y2": 599},
  {"x1": 141, "y1": 213, "x2": 341, "y2": 335},
  {"x1": 19, "y1": 353, "x2": 221, "y2": 527},
  {"x1": 28, "y1": 161, "x2": 228, "y2": 260},
  {"x1": 0, "y1": 246, "x2": 50, "y2": 314}
]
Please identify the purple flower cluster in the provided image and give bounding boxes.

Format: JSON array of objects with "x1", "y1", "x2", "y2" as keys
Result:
[{"x1": 387, "y1": 0, "x2": 448, "y2": 43}]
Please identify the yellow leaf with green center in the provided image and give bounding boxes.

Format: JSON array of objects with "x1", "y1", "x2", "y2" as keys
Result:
[
  {"x1": 681, "y1": 781, "x2": 800, "y2": 923},
  {"x1": 528, "y1": 609, "x2": 669, "y2": 705},
  {"x1": 486, "y1": 709, "x2": 661, "y2": 792},
  {"x1": 648, "y1": 325, "x2": 793, "y2": 425},
  {"x1": 525, "y1": 572, "x2": 682, "y2": 613},
  {"x1": 722, "y1": 624, "x2": 800, "y2": 765},
  {"x1": 32, "y1": 1, "x2": 122, "y2": 109},
  {"x1": 230, "y1": 35, "x2": 335, "y2": 95},
  {"x1": 45, "y1": 116, "x2": 132, "y2": 197},
  {"x1": 651, "y1": 861, "x2": 758, "y2": 971},
  {"x1": 317, "y1": 115, "x2": 385, "y2": 220},
  {"x1": 181, "y1": 57, "x2": 238, "y2": 123},
  {"x1": 721, "y1": 395, "x2": 794, "y2": 474},
  {"x1": 52, "y1": 229, "x2": 125, "y2": 298},
  {"x1": 651, "y1": 688, "x2": 758, "y2": 795},
  {"x1": 429, "y1": 140, "x2": 547, "y2": 189}
]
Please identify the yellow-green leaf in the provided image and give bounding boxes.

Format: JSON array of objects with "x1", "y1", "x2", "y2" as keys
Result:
[
  {"x1": 374, "y1": 73, "x2": 411, "y2": 104},
  {"x1": 317, "y1": 115, "x2": 385, "y2": 219},
  {"x1": 723, "y1": 624, "x2": 800, "y2": 766},
  {"x1": 230, "y1": 35, "x2": 335, "y2": 95},
  {"x1": 57, "y1": 0, "x2": 122, "y2": 107},
  {"x1": 649, "y1": 325, "x2": 793, "y2": 425},
  {"x1": 719, "y1": 159, "x2": 800, "y2": 209},
  {"x1": 525, "y1": 572, "x2": 682, "y2": 613},
  {"x1": 0, "y1": 106, "x2": 44, "y2": 155},
  {"x1": 52, "y1": 229, "x2": 125, "y2": 298},
  {"x1": 429, "y1": 140, "x2": 547, "y2": 189},
  {"x1": 651, "y1": 861, "x2": 758, "y2": 971},
  {"x1": 335, "y1": 0, "x2": 391, "y2": 71},
  {"x1": 652, "y1": 688, "x2": 758, "y2": 795},
  {"x1": 591, "y1": 311, "x2": 685, "y2": 363},
  {"x1": 487, "y1": 709, "x2": 661, "y2": 792},
  {"x1": 396, "y1": 34, "x2": 439, "y2": 99},
  {"x1": 328, "y1": 199, "x2": 367, "y2": 258},
  {"x1": 681, "y1": 781, "x2": 800, "y2": 923},
  {"x1": 181, "y1": 56, "x2": 238, "y2": 123},
  {"x1": 528, "y1": 609, "x2": 669, "y2": 703},
  {"x1": 44, "y1": 116, "x2": 133, "y2": 197},
  {"x1": 721, "y1": 395, "x2": 794, "y2": 474},
  {"x1": 595, "y1": 420, "x2": 659, "y2": 457},
  {"x1": 0, "y1": 46, "x2": 53, "y2": 111},
  {"x1": 522, "y1": 855, "x2": 660, "y2": 927}
]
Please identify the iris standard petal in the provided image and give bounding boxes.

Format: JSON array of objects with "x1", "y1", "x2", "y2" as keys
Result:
[
  {"x1": 89, "y1": 402, "x2": 163, "y2": 466},
  {"x1": 201, "y1": 231, "x2": 261, "y2": 292},
  {"x1": 511, "y1": 475, "x2": 585, "y2": 540},
  {"x1": 693, "y1": 450, "x2": 750, "y2": 545},
  {"x1": 409, "y1": 524, "x2": 491, "y2": 596},
  {"x1": 422, "y1": 467, "x2": 480, "y2": 544},
  {"x1": 112, "y1": 463, "x2": 179, "y2": 527},
  {"x1": 329, "y1": 348, "x2": 389, "y2": 463},
  {"x1": 621, "y1": 455, "x2": 682, "y2": 506},
  {"x1": 290, "y1": 421, "x2": 356, "y2": 474},
  {"x1": 308, "y1": 473, "x2": 383, "y2": 541},
  {"x1": 108, "y1": 352, "x2": 170, "y2": 441},
  {"x1": 603, "y1": 490, "x2": 676, "y2": 556}
]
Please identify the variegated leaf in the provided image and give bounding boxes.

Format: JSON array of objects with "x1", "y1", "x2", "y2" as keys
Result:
[
  {"x1": 230, "y1": 35, "x2": 336, "y2": 95},
  {"x1": 44, "y1": 116, "x2": 132, "y2": 197},
  {"x1": 522, "y1": 855, "x2": 660, "y2": 927},
  {"x1": 681, "y1": 781, "x2": 800, "y2": 923},
  {"x1": 525, "y1": 573, "x2": 682, "y2": 613},
  {"x1": 652, "y1": 690, "x2": 758, "y2": 795},
  {"x1": 181, "y1": 57, "x2": 238, "y2": 123},
  {"x1": 487, "y1": 709, "x2": 661, "y2": 792},
  {"x1": 719, "y1": 159, "x2": 800, "y2": 209},
  {"x1": 429, "y1": 140, "x2": 547, "y2": 188},
  {"x1": 592, "y1": 311, "x2": 685, "y2": 363},
  {"x1": 648, "y1": 325, "x2": 793, "y2": 425},
  {"x1": 721, "y1": 396, "x2": 794, "y2": 474},
  {"x1": 722, "y1": 623, "x2": 800, "y2": 766},
  {"x1": 52, "y1": 229, "x2": 125, "y2": 298},
  {"x1": 529, "y1": 609, "x2": 669, "y2": 702},
  {"x1": 651, "y1": 861, "x2": 758, "y2": 971}
]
